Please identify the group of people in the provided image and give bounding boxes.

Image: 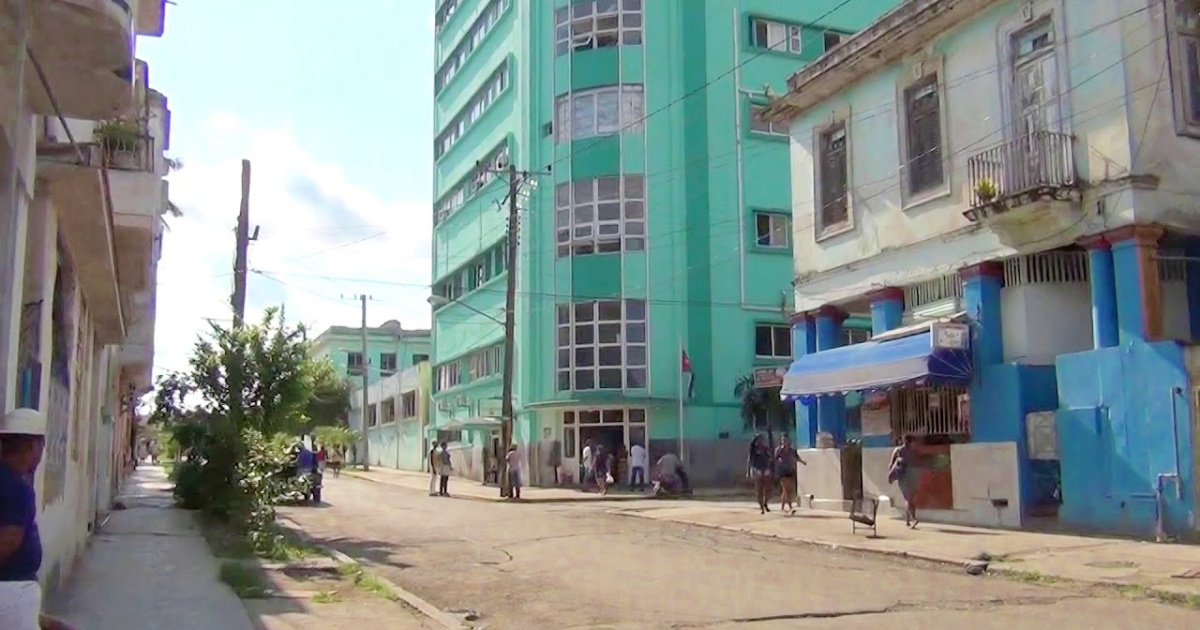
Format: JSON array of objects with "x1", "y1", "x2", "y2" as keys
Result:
[
  {"x1": 430, "y1": 442, "x2": 525, "y2": 499},
  {"x1": 578, "y1": 440, "x2": 690, "y2": 496},
  {"x1": 747, "y1": 434, "x2": 807, "y2": 515}
]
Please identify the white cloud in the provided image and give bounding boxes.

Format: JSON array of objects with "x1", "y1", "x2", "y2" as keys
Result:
[{"x1": 152, "y1": 114, "x2": 432, "y2": 376}]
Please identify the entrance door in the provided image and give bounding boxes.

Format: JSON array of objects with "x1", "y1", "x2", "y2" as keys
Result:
[{"x1": 1010, "y1": 20, "x2": 1060, "y2": 191}]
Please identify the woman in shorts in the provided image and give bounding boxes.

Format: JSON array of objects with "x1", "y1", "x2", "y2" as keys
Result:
[{"x1": 747, "y1": 434, "x2": 774, "y2": 514}]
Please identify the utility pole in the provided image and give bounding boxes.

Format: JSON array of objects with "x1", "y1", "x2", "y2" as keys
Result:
[
  {"x1": 231, "y1": 159, "x2": 251, "y2": 326},
  {"x1": 497, "y1": 164, "x2": 521, "y2": 499},
  {"x1": 359, "y1": 294, "x2": 371, "y2": 471}
]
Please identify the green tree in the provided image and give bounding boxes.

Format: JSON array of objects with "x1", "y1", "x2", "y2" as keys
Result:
[
  {"x1": 734, "y1": 373, "x2": 793, "y2": 448},
  {"x1": 301, "y1": 358, "x2": 352, "y2": 434}
]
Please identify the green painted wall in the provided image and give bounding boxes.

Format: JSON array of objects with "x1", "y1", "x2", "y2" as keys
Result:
[
  {"x1": 312, "y1": 329, "x2": 431, "y2": 384},
  {"x1": 430, "y1": 0, "x2": 899, "y2": 451}
]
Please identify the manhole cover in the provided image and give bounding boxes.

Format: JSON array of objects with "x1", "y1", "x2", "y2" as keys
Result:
[{"x1": 1085, "y1": 560, "x2": 1137, "y2": 569}]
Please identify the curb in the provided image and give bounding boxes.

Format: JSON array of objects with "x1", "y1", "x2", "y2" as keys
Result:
[
  {"x1": 607, "y1": 510, "x2": 1200, "y2": 605},
  {"x1": 341, "y1": 470, "x2": 653, "y2": 504},
  {"x1": 276, "y1": 517, "x2": 467, "y2": 629}
]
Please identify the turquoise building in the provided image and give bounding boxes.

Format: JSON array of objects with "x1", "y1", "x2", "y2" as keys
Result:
[
  {"x1": 312, "y1": 320, "x2": 431, "y2": 383},
  {"x1": 430, "y1": 0, "x2": 898, "y2": 485}
]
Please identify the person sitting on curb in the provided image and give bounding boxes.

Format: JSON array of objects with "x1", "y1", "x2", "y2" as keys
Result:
[{"x1": 0, "y1": 408, "x2": 76, "y2": 630}]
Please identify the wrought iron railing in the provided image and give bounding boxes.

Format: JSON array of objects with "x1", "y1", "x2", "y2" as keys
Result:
[{"x1": 967, "y1": 131, "x2": 1076, "y2": 209}]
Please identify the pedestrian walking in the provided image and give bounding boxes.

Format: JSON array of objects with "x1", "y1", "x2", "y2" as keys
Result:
[
  {"x1": 628, "y1": 441, "x2": 647, "y2": 491},
  {"x1": 774, "y1": 435, "x2": 805, "y2": 515},
  {"x1": 580, "y1": 439, "x2": 594, "y2": 488},
  {"x1": 505, "y1": 444, "x2": 523, "y2": 500},
  {"x1": 748, "y1": 434, "x2": 774, "y2": 514},
  {"x1": 889, "y1": 434, "x2": 924, "y2": 528},
  {"x1": 594, "y1": 446, "x2": 613, "y2": 495},
  {"x1": 0, "y1": 408, "x2": 76, "y2": 630},
  {"x1": 437, "y1": 442, "x2": 452, "y2": 496},
  {"x1": 428, "y1": 442, "x2": 440, "y2": 496}
]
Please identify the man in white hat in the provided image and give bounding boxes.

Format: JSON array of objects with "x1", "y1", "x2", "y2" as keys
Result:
[{"x1": 0, "y1": 408, "x2": 73, "y2": 630}]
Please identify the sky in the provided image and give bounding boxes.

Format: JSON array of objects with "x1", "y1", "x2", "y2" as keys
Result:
[{"x1": 136, "y1": 1, "x2": 436, "y2": 376}]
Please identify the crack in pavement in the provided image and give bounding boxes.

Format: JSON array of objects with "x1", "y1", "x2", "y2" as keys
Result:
[{"x1": 669, "y1": 594, "x2": 1090, "y2": 627}]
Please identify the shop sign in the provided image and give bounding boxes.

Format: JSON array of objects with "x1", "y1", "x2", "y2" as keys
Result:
[{"x1": 753, "y1": 366, "x2": 786, "y2": 389}]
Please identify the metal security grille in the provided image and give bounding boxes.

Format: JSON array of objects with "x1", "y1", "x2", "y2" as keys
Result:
[
  {"x1": 891, "y1": 385, "x2": 969, "y2": 437},
  {"x1": 1003, "y1": 251, "x2": 1087, "y2": 286},
  {"x1": 903, "y1": 274, "x2": 962, "y2": 311}
]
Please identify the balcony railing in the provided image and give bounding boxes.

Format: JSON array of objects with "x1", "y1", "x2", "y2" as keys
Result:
[{"x1": 966, "y1": 131, "x2": 1077, "y2": 218}]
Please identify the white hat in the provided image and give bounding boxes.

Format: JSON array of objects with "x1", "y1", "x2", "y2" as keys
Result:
[{"x1": 0, "y1": 408, "x2": 46, "y2": 436}]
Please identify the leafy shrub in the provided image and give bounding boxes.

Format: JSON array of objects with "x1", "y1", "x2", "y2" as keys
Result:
[{"x1": 172, "y1": 459, "x2": 207, "y2": 510}]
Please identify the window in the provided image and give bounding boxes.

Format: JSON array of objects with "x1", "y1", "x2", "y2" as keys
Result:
[
  {"x1": 554, "y1": 85, "x2": 644, "y2": 142},
  {"x1": 380, "y1": 353, "x2": 398, "y2": 374},
  {"x1": 902, "y1": 73, "x2": 945, "y2": 196},
  {"x1": 347, "y1": 352, "x2": 365, "y2": 376},
  {"x1": 1170, "y1": 1, "x2": 1200, "y2": 133},
  {"x1": 754, "y1": 324, "x2": 791, "y2": 358},
  {"x1": 401, "y1": 392, "x2": 417, "y2": 418},
  {"x1": 556, "y1": 299, "x2": 648, "y2": 391},
  {"x1": 412, "y1": 353, "x2": 429, "y2": 365},
  {"x1": 436, "y1": 429, "x2": 463, "y2": 445},
  {"x1": 435, "y1": 62, "x2": 510, "y2": 159},
  {"x1": 434, "y1": 140, "x2": 508, "y2": 224},
  {"x1": 435, "y1": 0, "x2": 511, "y2": 94},
  {"x1": 468, "y1": 344, "x2": 503, "y2": 380},
  {"x1": 435, "y1": 362, "x2": 461, "y2": 392},
  {"x1": 555, "y1": 0, "x2": 642, "y2": 55},
  {"x1": 823, "y1": 31, "x2": 843, "y2": 51},
  {"x1": 435, "y1": 0, "x2": 461, "y2": 31},
  {"x1": 751, "y1": 18, "x2": 801, "y2": 54},
  {"x1": 555, "y1": 175, "x2": 645, "y2": 257},
  {"x1": 844, "y1": 327, "x2": 871, "y2": 346},
  {"x1": 749, "y1": 104, "x2": 787, "y2": 136},
  {"x1": 816, "y1": 121, "x2": 849, "y2": 234},
  {"x1": 367, "y1": 404, "x2": 378, "y2": 428},
  {"x1": 432, "y1": 238, "x2": 507, "y2": 301},
  {"x1": 381, "y1": 398, "x2": 396, "y2": 424},
  {"x1": 754, "y1": 212, "x2": 788, "y2": 248}
]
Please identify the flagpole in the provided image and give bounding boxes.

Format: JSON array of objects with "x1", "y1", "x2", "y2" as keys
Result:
[{"x1": 678, "y1": 337, "x2": 685, "y2": 462}]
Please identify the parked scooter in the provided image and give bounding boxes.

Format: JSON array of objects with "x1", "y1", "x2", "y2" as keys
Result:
[{"x1": 652, "y1": 473, "x2": 692, "y2": 499}]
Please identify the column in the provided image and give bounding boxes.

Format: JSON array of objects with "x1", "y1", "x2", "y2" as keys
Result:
[
  {"x1": 1185, "y1": 239, "x2": 1200, "y2": 342},
  {"x1": 814, "y1": 305, "x2": 847, "y2": 446},
  {"x1": 868, "y1": 287, "x2": 905, "y2": 336},
  {"x1": 1079, "y1": 235, "x2": 1119, "y2": 349},
  {"x1": 1110, "y1": 224, "x2": 1164, "y2": 344},
  {"x1": 961, "y1": 262, "x2": 1004, "y2": 367},
  {"x1": 790, "y1": 312, "x2": 817, "y2": 448}
]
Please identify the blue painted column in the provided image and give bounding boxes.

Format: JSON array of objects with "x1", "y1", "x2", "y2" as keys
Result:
[
  {"x1": 814, "y1": 305, "x2": 847, "y2": 446},
  {"x1": 863, "y1": 288, "x2": 904, "y2": 448},
  {"x1": 868, "y1": 287, "x2": 905, "y2": 335},
  {"x1": 790, "y1": 312, "x2": 817, "y2": 448},
  {"x1": 1110, "y1": 224, "x2": 1165, "y2": 344},
  {"x1": 961, "y1": 262, "x2": 1005, "y2": 367},
  {"x1": 1080, "y1": 235, "x2": 1119, "y2": 349}
]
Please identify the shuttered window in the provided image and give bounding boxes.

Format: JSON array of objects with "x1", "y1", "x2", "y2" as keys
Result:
[
  {"x1": 817, "y1": 122, "x2": 849, "y2": 230},
  {"x1": 904, "y1": 73, "x2": 945, "y2": 195}
]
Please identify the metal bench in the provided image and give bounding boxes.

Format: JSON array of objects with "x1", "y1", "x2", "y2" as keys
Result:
[{"x1": 849, "y1": 494, "x2": 879, "y2": 537}]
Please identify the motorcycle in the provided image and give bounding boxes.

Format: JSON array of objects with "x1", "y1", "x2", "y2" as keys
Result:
[{"x1": 652, "y1": 472, "x2": 692, "y2": 499}]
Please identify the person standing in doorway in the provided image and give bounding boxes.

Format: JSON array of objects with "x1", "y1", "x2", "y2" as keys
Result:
[
  {"x1": 748, "y1": 434, "x2": 774, "y2": 514},
  {"x1": 629, "y1": 441, "x2": 647, "y2": 491},
  {"x1": 580, "y1": 439, "x2": 594, "y2": 489},
  {"x1": 774, "y1": 435, "x2": 806, "y2": 514},
  {"x1": 428, "y1": 442, "x2": 440, "y2": 496},
  {"x1": 0, "y1": 409, "x2": 76, "y2": 630},
  {"x1": 593, "y1": 445, "x2": 611, "y2": 495},
  {"x1": 506, "y1": 444, "x2": 523, "y2": 500},
  {"x1": 437, "y1": 442, "x2": 453, "y2": 497}
]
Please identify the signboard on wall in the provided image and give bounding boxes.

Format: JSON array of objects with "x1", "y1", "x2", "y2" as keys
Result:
[
  {"x1": 860, "y1": 392, "x2": 891, "y2": 436},
  {"x1": 752, "y1": 366, "x2": 786, "y2": 389}
]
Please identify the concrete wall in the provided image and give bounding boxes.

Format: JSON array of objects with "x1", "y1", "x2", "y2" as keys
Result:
[{"x1": 1056, "y1": 341, "x2": 1195, "y2": 538}]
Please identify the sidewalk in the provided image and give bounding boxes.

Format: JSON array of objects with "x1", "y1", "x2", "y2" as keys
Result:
[
  {"x1": 341, "y1": 466, "x2": 750, "y2": 503},
  {"x1": 45, "y1": 466, "x2": 256, "y2": 630},
  {"x1": 610, "y1": 500, "x2": 1200, "y2": 601},
  {"x1": 46, "y1": 466, "x2": 440, "y2": 630}
]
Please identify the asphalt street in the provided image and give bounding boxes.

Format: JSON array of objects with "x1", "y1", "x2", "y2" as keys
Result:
[{"x1": 278, "y1": 476, "x2": 1200, "y2": 629}]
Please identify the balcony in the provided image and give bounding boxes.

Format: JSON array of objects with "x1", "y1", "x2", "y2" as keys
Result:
[
  {"x1": 964, "y1": 131, "x2": 1080, "y2": 223},
  {"x1": 28, "y1": 0, "x2": 137, "y2": 120},
  {"x1": 137, "y1": 0, "x2": 167, "y2": 37}
]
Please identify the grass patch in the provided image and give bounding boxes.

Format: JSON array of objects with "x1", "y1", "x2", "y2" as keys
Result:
[
  {"x1": 312, "y1": 590, "x2": 342, "y2": 604},
  {"x1": 994, "y1": 569, "x2": 1200, "y2": 610},
  {"x1": 336, "y1": 562, "x2": 398, "y2": 601},
  {"x1": 218, "y1": 561, "x2": 271, "y2": 599}
]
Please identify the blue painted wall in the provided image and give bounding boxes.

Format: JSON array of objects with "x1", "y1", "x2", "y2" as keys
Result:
[{"x1": 1056, "y1": 341, "x2": 1195, "y2": 538}]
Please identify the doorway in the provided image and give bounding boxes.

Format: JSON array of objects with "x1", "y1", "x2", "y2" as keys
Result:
[{"x1": 560, "y1": 407, "x2": 648, "y2": 486}]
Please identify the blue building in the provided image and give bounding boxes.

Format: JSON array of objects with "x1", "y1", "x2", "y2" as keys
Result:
[{"x1": 762, "y1": 0, "x2": 1198, "y2": 538}]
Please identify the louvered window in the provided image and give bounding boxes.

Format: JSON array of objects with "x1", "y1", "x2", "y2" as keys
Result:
[
  {"x1": 818, "y1": 122, "x2": 849, "y2": 230},
  {"x1": 904, "y1": 73, "x2": 945, "y2": 195}
]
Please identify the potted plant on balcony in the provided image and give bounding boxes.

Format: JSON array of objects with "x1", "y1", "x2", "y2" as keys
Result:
[
  {"x1": 94, "y1": 118, "x2": 142, "y2": 166},
  {"x1": 974, "y1": 177, "x2": 998, "y2": 203}
]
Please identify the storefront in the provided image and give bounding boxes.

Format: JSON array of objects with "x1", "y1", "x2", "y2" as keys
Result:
[
  {"x1": 557, "y1": 407, "x2": 647, "y2": 485},
  {"x1": 780, "y1": 320, "x2": 973, "y2": 509}
]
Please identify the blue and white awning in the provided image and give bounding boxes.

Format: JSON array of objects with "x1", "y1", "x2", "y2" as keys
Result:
[{"x1": 780, "y1": 324, "x2": 972, "y2": 404}]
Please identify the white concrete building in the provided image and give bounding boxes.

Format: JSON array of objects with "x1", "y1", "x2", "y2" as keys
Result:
[
  {"x1": 349, "y1": 362, "x2": 432, "y2": 473},
  {"x1": 1, "y1": 0, "x2": 172, "y2": 588}
]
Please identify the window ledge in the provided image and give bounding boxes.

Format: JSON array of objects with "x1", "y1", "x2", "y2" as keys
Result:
[
  {"x1": 748, "y1": 131, "x2": 789, "y2": 142},
  {"x1": 815, "y1": 221, "x2": 854, "y2": 243},
  {"x1": 747, "y1": 45, "x2": 803, "y2": 59},
  {"x1": 751, "y1": 244, "x2": 792, "y2": 256},
  {"x1": 900, "y1": 187, "x2": 952, "y2": 213}
]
